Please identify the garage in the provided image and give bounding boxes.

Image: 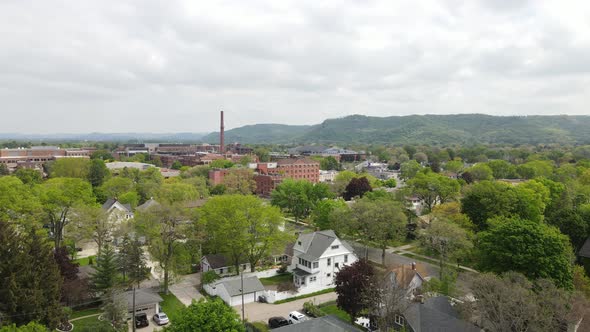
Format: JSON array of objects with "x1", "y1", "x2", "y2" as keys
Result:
[{"x1": 209, "y1": 276, "x2": 265, "y2": 306}]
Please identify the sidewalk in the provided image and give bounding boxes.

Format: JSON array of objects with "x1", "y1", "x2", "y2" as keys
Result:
[{"x1": 389, "y1": 245, "x2": 479, "y2": 273}]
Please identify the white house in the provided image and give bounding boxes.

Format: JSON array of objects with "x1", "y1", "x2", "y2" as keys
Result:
[
  {"x1": 319, "y1": 170, "x2": 338, "y2": 183},
  {"x1": 289, "y1": 230, "x2": 357, "y2": 290},
  {"x1": 102, "y1": 198, "x2": 133, "y2": 223},
  {"x1": 204, "y1": 276, "x2": 265, "y2": 306}
]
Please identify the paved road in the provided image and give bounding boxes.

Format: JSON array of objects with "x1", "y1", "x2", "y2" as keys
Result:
[
  {"x1": 169, "y1": 273, "x2": 203, "y2": 306},
  {"x1": 233, "y1": 292, "x2": 338, "y2": 323}
]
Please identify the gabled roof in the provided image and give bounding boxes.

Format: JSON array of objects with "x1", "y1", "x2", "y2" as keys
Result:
[
  {"x1": 115, "y1": 289, "x2": 163, "y2": 311},
  {"x1": 579, "y1": 237, "x2": 590, "y2": 258},
  {"x1": 102, "y1": 198, "x2": 132, "y2": 213},
  {"x1": 296, "y1": 230, "x2": 354, "y2": 261},
  {"x1": 202, "y1": 254, "x2": 248, "y2": 269},
  {"x1": 404, "y1": 297, "x2": 480, "y2": 332},
  {"x1": 217, "y1": 276, "x2": 265, "y2": 296},
  {"x1": 136, "y1": 198, "x2": 160, "y2": 211},
  {"x1": 274, "y1": 315, "x2": 362, "y2": 331},
  {"x1": 388, "y1": 263, "x2": 428, "y2": 289}
]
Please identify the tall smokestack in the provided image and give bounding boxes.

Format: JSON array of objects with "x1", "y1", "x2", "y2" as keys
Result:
[{"x1": 220, "y1": 110, "x2": 225, "y2": 154}]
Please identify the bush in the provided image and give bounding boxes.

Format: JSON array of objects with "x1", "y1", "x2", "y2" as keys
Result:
[
  {"x1": 277, "y1": 281, "x2": 298, "y2": 293},
  {"x1": 202, "y1": 270, "x2": 220, "y2": 285},
  {"x1": 277, "y1": 263, "x2": 288, "y2": 274},
  {"x1": 303, "y1": 301, "x2": 325, "y2": 318}
]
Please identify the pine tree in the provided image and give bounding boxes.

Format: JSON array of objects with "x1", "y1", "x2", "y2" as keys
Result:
[
  {"x1": 91, "y1": 244, "x2": 118, "y2": 293},
  {"x1": 118, "y1": 235, "x2": 150, "y2": 288}
]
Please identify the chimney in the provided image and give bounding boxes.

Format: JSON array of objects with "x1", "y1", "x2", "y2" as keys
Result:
[
  {"x1": 220, "y1": 110, "x2": 225, "y2": 154},
  {"x1": 411, "y1": 262, "x2": 416, "y2": 270}
]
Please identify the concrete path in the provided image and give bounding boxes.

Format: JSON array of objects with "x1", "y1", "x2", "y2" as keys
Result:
[
  {"x1": 233, "y1": 292, "x2": 338, "y2": 323},
  {"x1": 70, "y1": 313, "x2": 100, "y2": 321},
  {"x1": 168, "y1": 273, "x2": 203, "y2": 306}
]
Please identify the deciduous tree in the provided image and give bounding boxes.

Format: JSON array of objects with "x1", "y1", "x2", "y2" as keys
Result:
[
  {"x1": 343, "y1": 177, "x2": 372, "y2": 201},
  {"x1": 335, "y1": 259, "x2": 375, "y2": 324},
  {"x1": 163, "y1": 298, "x2": 244, "y2": 332}
]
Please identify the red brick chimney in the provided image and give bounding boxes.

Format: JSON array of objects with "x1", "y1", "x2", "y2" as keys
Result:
[{"x1": 220, "y1": 110, "x2": 225, "y2": 154}]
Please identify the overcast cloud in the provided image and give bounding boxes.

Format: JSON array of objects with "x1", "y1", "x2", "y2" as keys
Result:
[{"x1": 1, "y1": 0, "x2": 589, "y2": 133}]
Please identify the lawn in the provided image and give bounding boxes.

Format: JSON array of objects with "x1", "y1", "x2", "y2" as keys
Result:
[
  {"x1": 74, "y1": 255, "x2": 95, "y2": 266},
  {"x1": 319, "y1": 304, "x2": 351, "y2": 323},
  {"x1": 71, "y1": 315, "x2": 114, "y2": 331},
  {"x1": 273, "y1": 288, "x2": 335, "y2": 304},
  {"x1": 259, "y1": 273, "x2": 293, "y2": 286},
  {"x1": 159, "y1": 292, "x2": 186, "y2": 321},
  {"x1": 71, "y1": 307, "x2": 101, "y2": 319}
]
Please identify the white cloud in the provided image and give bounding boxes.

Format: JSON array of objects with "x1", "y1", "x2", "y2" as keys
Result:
[{"x1": 0, "y1": 0, "x2": 589, "y2": 133}]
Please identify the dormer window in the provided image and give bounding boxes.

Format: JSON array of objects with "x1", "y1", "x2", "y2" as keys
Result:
[
  {"x1": 298, "y1": 241, "x2": 302, "y2": 246},
  {"x1": 331, "y1": 245, "x2": 339, "y2": 249}
]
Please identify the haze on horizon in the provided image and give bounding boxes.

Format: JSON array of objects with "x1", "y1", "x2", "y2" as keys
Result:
[{"x1": 1, "y1": 0, "x2": 589, "y2": 134}]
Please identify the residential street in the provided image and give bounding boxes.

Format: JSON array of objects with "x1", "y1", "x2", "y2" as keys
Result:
[{"x1": 233, "y1": 291, "x2": 338, "y2": 323}]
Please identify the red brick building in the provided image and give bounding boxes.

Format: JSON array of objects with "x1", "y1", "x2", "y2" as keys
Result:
[{"x1": 275, "y1": 158, "x2": 320, "y2": 183}]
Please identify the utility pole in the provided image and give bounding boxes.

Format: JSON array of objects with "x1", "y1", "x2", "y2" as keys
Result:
[
  {"x1": 132, "y1": 287, "x2": 136, "y2": 332},
  {"x1": 240, "y1": 267, "x2": 245, "y2": 324}
]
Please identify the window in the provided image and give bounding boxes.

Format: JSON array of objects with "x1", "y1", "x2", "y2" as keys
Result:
[
  {"x1": 335, "y1": 263, "x2": 339, "y2": 268},
  {"x1": 331, "y1": 245, "x2": 339, "y2": 249},
  {"x1": 310, "y1": 276, "x2": 317, "y2": 282},
  {"x1": 395, "y1": 315, "x2": 405, "y2": 326},
  {"x1": 326, "y1": 273, "x2": 331, "y2": 277},
  {"x1": 298, "y1": 241, "x2": 302, "y2": 246},
  {"x1": 313, "y1": 262, "x2": 319, "y2": 269},
  {"x1": 327, "y1": 258, "x2": 331, "y2": 266},
  {"x1": 344, "y1": 255, "x2": 348, "y2": 263}
]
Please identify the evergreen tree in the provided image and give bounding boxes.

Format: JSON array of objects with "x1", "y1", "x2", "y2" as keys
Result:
[
  {"x1": 91, "y1": 244, "x2": 118, "y2": 293},
  {"x1": 118, "y1": 235, "x2": 150, "y2": 287}
]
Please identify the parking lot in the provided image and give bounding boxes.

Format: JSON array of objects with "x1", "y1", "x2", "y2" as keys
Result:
[{"x1": 232, "y1": 291, "x2": 337, "y2": 323}]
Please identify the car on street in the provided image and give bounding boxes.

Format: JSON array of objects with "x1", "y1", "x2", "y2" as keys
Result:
[
  {"x1": 268, "y1": 316, "x2": 289, "y2": 328},
  {"x1": 153, "y1": 312, "x2": 169, "y2": 325},
  {"x1": 288, "y1": 311, "x2": 308, "y2": 324},
  {"x1": 135, "y1": 313, "x2": 149, "y2": 328}
]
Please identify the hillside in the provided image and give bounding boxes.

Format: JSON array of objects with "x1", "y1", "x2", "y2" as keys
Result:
[
  {"x1": 205, "y1": 114, "x2": 590, "y2": 145},
  {"x1": 202, "y1": 124, "x2": 312, "y2": 144}
]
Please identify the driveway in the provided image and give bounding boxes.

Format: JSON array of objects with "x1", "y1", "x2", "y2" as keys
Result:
[
  {"x1": 232, "y1": 291, "x2": 337, "y2": 323},
  {"x1": 169, "y1": 273, "x2": 203, "y2": 306}
]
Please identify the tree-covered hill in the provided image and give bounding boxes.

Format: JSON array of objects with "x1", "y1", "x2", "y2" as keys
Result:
[{"x1": 205, "y1": 114, "x2": 590, "y2": 145}]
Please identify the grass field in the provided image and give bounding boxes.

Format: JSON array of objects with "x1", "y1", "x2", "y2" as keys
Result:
[
  {"x1": 319, "y1": 304, "x2": 351, "y2": 322},
  {"x1": 159, "y1": 292, "x2": 186, "y2": 321},
  {"x1": 71, "y1": 307, "x2": 101, "y2": 319},
  {"x1": 259, "y1": 273, "x2": 293, "y2": 286},
  {"x1": 273, "y1": 288, "x2": 335, "y2": 304},
  {"x1": 74, "y1": 255, "x2": 95, "y2": 266}
]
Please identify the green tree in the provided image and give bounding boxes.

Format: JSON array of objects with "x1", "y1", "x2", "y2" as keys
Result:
[
  {"x1": 99, "y1": 177, "x2": 135, "y2": 199},
  {"x1": 486, "y1": 159, "x2": 517, "y2": 179},
  {"x1": 516, "y1": 160, "x2": 554, "y2": 179},
  {"x1": 200, "y1": 195, "x2": 289, "y2": 272},
  {"x1": 254, "y1": 147, "x2": 270, "y2": 162},
  {"x1": 14, "y1": 168, "x2": 43, "y2": 186},
  {"x1": 171, "y1": 160, "x2": 183, "y2": 170},
  {"x1": 223, "y1": 168, "x2": 256, "y2": 195},
  {"x1": 0, "y1": 163, "x2": 9, "y2": 176},
  {"x1": 210, "y1": 159, "x2": 234, "y2": 168},
  {"x1": 0, "y1": 322, "x2": 49, "y2": 332},
  {"x1": 320, "y1": 156, "x2": 340, "y2": 170},
  {"x1": 271, "y1": 179, "x2": 332, "y2": 221},
  {"x1": 0, "y1": 223, "x2": 63, "y2": 329},
  {"x1": 343, "y1": 177, "x2": 372, "y2": 201},
  {"x1": 91, "y1": 244, "x2": 119, "y2": 293},
  {"x1": 311, "y1": 198, "x2": 347, "y2": 230},
  {"x1": 477, "y1": 217, "x2": 573, "y2": 289},
  {"x1": 91, "y1": 150, "x2": 114, "y2": 161},
  {"x1": 163, "y1": 298, "x2": 244, "y2": 332},
  {"x1": 49, "y1": 158, "x2": 91, "y2": 179},
  {"x1": 40, "y1": 178, "x2": 96, "y2": 249},
  {"x1": 87, "y1": 159, "x2": 109, "y2": 187},
  {"x1": 68, "y1": 205, "x2": 113, "y2": 257},
  {"x1": 0, "y1": 176, "x2": 40, "y2": 224},
  {"x1": 382, "y1": 178, "x2": 397, "y2": 188},
  {"x1": 407, "y1": 172, "x2": 461, "y2": 211},
  {"x1": 420, "y1": 219, "x2": 473, "y2": 278},
  {"x1": 444, "y1": 159, "x2": 464, "y2": 173},
  {"x1": 461, "y1": 180, "x2": 547, "y2": 231},
  {"x1": 118, "y1": 235, "x2": 150, "y2": 287},
  {"x1": 333, "y1": 170, "x2": 358, "y2": 195},
  {"x1": 400, "y1": 160, "x2": 421, "y2": 180},
  {"x1": 464, "y1": 163, "x2": 493, "y2": 181}
]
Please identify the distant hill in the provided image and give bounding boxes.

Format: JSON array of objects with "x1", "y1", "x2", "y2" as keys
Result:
[
  {"x1": 202, "y1": 124, "x2": 312, "y2": 144},
  {"x1": 206, "y1": 114, "x2": 590, "y2": 145}
]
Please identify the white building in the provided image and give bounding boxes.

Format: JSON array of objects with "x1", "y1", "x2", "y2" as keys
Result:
[
  {"x1": 319, "y1": 170, "x2": 338, "y2": 182},
  {"x1": 102, "y1": 198, "x2": 133, "y2": 223},
  {"x1": 289, "y1": 230, "x2": 358, "y2": 290},
  {"x1": 204, "y1": 276, "x2": 265, "y2": 306}
]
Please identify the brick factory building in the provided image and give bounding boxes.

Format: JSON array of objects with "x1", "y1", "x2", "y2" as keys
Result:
[{"x1": 0, "y1": 146, "x2": 90, "y2": 171}]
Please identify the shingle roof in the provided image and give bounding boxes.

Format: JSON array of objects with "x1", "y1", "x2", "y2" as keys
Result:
[
  {"x1": 387, "y1": 263, "x2": 428, "y2": 289},
  {"x1": 102, "y1": 198, "x2": 132, "y2": 213},
  {"x1": 118, "y1": 289, "x2": 163, "y2": 311},
  {"x1": 202, "y1": 254, "x2": 248, "y2": 269},
  {"x1": 404, "y1": 297, "x2": 481, "y2": 332},
  {"x1": 136, "y1": 198, "x2": 160, "y2": 211},
  {"x1": 274, "y1": 315, "x2": 362, "y2": 332},
  {"x1": 296, "y1": 230, "x2": 354, "y2": 262},
  {"x1": 218, "y1": 276, "x2": 265, "y2": 296},
  {"x1": 579, "y1": 237, "x2": 590, "y2": 258}
]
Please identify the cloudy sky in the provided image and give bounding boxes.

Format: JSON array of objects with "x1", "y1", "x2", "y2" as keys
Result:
[{"x1": 1, "y1": 0, "x2": 589, "y2": 133}]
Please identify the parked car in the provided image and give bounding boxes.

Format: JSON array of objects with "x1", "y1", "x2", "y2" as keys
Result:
[
  {"x1": 135, "y1": 313, "x2": 149, "y2": 328},
  {"x1": 258, "y1": 295, "x2": 268, "y2": 303},
  {"x1": 288, "y1": 311, "x2": 308, "y2": 324},
  {"x1": 268, "y1": 316, "x2": 289, "y2": 328},
  {"x1": 153, "y1": 312, "x2": 169, "y2": 325}
]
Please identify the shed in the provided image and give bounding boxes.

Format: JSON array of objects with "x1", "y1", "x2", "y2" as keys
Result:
[{"x1": 210, "y1": 276, "x2": 265, "y2": 306}]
